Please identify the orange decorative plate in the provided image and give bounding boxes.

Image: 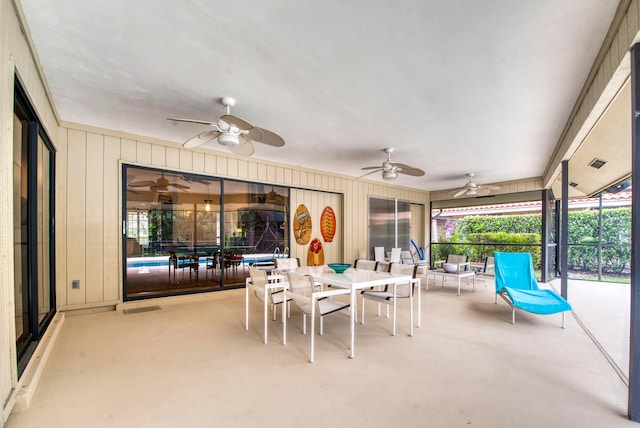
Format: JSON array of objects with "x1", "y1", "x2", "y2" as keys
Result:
[
  {"x1": 293, "y1": 204, "x2": 312, "y2": 245},
  {"x1": 320, "y1": 206, "x2": 336, "y2": 242},
  {"x1": 307, "y1": 237, "x2": 324, "y2": 266}
]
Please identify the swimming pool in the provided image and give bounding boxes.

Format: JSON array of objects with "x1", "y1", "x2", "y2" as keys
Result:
[{"x1": 126, "y1": 254, "x2": 275, "y2": 268}]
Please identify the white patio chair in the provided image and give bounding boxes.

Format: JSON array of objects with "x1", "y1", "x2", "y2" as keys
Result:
[
  {"x1": 476, "y1": 256, "x2": 495, "y2": 287},
  {"x1": 361, "y1": 263, "x2": 417, "y2": 336},
  {"x1": 374, "y1": 246, "x2": 385, "y2": 262},
  {"x1": 284, "y1": 271, "x2": 351, "y2": 363},
  {"x1": 354, "y1": 259, "x2": 377, "y2": 270},
  {"x1": 389, "y1": 247, "x2": 401, "y2": 263},
  {"x1": 245, "y1": 267, "x2": 290, "y2": 344},
  {"x1": 273, "y1": 257, "x2": 301, "y2": 270}
]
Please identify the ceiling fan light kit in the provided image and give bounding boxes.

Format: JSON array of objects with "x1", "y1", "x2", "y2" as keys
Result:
[
  {"x1": 217, "y1": 132, "x2": 240, "y2": 146},
  {"x1": 383, "y1": 170, "x2": 398, "y2": 180}
]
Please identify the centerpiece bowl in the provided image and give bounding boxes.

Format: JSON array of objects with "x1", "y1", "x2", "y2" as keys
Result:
[{"x1": 328, "y1": 263, "x2": 351, "y2": 273}]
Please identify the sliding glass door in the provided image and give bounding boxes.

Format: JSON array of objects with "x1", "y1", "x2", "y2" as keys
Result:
[
  {"x1": 123, "y1": 165, "x2": 289, "y2": 300},
  {"x1": 13, "y1": 78, "x2": 56, "y2": 376},
  {"x1": 368, "y1": 197, "x2": 412, "y2": 259}
]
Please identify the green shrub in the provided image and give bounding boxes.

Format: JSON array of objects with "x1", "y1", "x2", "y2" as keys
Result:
[{"x1": 433, "y1": 207, "x2": 630, "y2": 274}]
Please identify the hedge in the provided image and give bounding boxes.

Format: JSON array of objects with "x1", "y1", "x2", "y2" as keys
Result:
[{"x1": 433, "y1": 207, "x2": 630, "y2": 273}]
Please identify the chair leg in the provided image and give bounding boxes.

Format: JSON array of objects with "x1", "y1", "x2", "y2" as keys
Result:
[
  {"x1": 303, "y1": 314, "x2": 307, "y2": 335},
  {"x1": 245, "y1": 285, "x2": 249, "y2": 331},
  {"x1": 562, "y1": 312, "x2": 566, "y2": 329},
  {"x1": 361, "y1": 295, "x2": 365, "y2": 324},
  {"x1": 264, "y1": 296, "x2": 269, "y2": 344},
  {"x1": 310, "y1": 307, "x2": 315, "y2": 363},
  {"x1": 392, "y1": 299, "x2": 396, "y2": 336},
  {"x1": 512, "y1": 308, "x2": 516, "y2": 324},
  {"x1": 410, "y1": 292, "x2": 414, "y2": 337},
  {"x1": 320, "y1": 316, "x2": 324, "y2": 335}
]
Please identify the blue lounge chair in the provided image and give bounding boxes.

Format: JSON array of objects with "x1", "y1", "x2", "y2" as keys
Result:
[{"x1": 494, "y1": 252, "x2": 572, "y2": 328}]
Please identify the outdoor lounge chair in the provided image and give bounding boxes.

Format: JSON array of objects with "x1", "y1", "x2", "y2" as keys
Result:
[{"x1": 494, "y1": 252, "x2": 572, "y2": 328}]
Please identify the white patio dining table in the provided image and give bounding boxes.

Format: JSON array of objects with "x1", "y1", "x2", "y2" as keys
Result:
[{"x1": 280, "y1": 265, "x2": 413, "y2": 359}]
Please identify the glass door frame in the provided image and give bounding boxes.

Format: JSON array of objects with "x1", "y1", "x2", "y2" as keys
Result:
[{"x1": 13, "y1": 76, "x2": 57, "y2": 377}]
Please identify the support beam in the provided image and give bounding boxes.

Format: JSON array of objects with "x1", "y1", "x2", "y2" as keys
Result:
[
  {"x1": 542, "y1": 189, "x2": 550, "y2": 283},
  {"x1": 629, "y1": 42, "x2": 640, "y2": 422},
  {"x1": 560, "y1": 160, "x2": 568, "y2": 300}
]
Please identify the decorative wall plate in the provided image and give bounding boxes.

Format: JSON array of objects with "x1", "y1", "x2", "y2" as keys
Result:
[
  {"x1": 293, "y1": 204, "x2": 312, "y2": 245},
  {"x1": 307, "y1": 238, "x2": 324, "y2": 266},
  {"x1": 320, "y1": 206, "x2": 336, "y2": 242}
]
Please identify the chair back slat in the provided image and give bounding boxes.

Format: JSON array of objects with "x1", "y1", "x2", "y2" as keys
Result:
[
  {"x1": 390, "y1": 263, "x2": 417, "y2": 297},
  {"x1": 354, "y1": 259, "x2": 377, "y2": 270},
  {"x1": 274, "y1": 257, "x2": 300, "y2": 270},
  {"x1": 389, "y1": 248, "x2": 401, "y2": 263}
]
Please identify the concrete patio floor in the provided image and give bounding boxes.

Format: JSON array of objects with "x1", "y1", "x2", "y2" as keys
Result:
[{"x1": 4, "y1": 275, "x2": 636, "y2": 428}]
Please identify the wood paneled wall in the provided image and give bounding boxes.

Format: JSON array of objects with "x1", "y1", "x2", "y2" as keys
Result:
[
  {"x1": 289, "y1": 189, "x2": 343, "y2": 265},
  {"x1": 0, "y1": 0, "x2": 61, "y2": 416},
  {"x1": 58, "y1": 123, "x2": 430, "y2": 310}
]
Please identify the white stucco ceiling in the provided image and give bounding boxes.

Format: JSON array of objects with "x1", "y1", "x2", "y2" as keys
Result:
[{"x1": 18, "y1": 0, "x2": 620, "y2": 191}]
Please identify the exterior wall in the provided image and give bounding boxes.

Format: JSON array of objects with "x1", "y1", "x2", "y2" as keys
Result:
[
  {"x1": 58, "y1": 123, "x2": 430, "y2": 310},
  {"x1": 1, "y1": 0, "x2": 61, "y2": 421}
]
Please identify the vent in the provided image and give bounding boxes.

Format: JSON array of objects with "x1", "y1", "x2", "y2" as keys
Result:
[
  {"x1": 589, "y1": 158, "x2": 607, "y2": 169},
  {"x1": 123, "y1": 305, "x2": 161, "y2": 315},
  {"x1": 569, "y1": 182, "x2": 579, "y2": 188}
]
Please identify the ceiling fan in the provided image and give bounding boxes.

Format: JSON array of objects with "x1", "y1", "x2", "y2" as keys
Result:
[
  {"x1": 452, "y1": 173, "x2": 501, "y2": 198},
  {"x1": 128, "y1": 173, "x2": 190, "y2": 192},
  {"x1": 359, "y1": 147, "x2": 425, "y2": 180},
  {"x1": 167, "y1": 97, "x2": 285, "y2": 157},
  {"x1": 253, "y1": 186, "x2": 285, "y2": 205}
]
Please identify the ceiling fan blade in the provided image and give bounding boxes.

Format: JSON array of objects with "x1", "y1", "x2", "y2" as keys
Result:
[
  {"x1": 129, "y1": 181, "x2": 156, "y2": 187},
  {"x1": 393, "y1": 163, "x2": 425, "y2": 177},
  {"x1": 476, "y1": 188, "x2": 491, "y2": 195},
  {"x1": 483, "y1": 185, "x2": 501, "y2": 190},
  {"x1": 251, "y1": 127, "x2": 285, "y2": 147},
  {"x1": 220, "y1": 114, "x2": 254, "y2": 131},
  {"x1": 169, "y1": 183, "x2": 190, "y2": 190},
  {"x1": 167, "y1": 117, "x2": 217, "y2": 126},
  {"x1": 361, "y1": 166, "x2": 382, "y2": 170},
  {"x1": 453, "y1": 188, "x2": 468, "y2": 198},
  {"x1": 245, "y1": 127, "x2": 263, "y2": 141},
  {"x1": 184, "y1": 130, "x2": 220, "y2": 148},
  {"x1": 228, "y1": 139, "x2": 255, "y2": 157},
  {"x1": 358, "y1": 169, "x2": 382, "y2": 179}
]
